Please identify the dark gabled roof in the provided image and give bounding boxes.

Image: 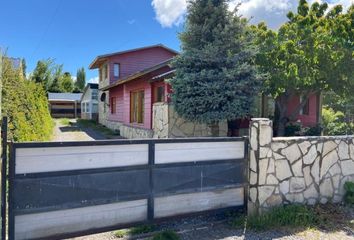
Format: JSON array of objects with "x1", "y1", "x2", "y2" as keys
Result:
[
  {"x1": 100, "y1": 59, "x2": 173, "y2": 91},
  {"x1": 80, "y1": 83, "x2": 99, "y2": 101},
  {"x1": 88, "y1": 83, "x2": 98, "y2": 89},
  {"x1": 89, "y1": 44, "x2": 179, "y2": 69}
]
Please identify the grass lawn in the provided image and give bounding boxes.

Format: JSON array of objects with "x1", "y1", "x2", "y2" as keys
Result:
[{"x1": 58, "y1": 118, "x2": 71, "y2": 126}]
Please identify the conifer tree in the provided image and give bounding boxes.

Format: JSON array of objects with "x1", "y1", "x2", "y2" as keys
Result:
[{"x1": 170, "y1": 0, "x2": 261, "y2": 136}]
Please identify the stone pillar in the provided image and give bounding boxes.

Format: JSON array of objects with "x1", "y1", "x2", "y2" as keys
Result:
[{"x1": 248, "y1": 118, "x2": 273, "y2": 216}]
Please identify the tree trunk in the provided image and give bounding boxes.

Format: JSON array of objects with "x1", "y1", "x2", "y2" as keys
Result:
[
  {"x1": 275, "y1": 95, "x2": 289, "y2": 137},
  {"x1": 209, "y1": 121, "x2": 219, "y2": 137}
]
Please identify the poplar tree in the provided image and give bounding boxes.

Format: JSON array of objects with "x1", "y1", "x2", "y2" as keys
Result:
[
  {"x1": 170, "y1": 0, "x2": 261, "y2": 136},
  {"x1": 75, "y1": 67, "x2": 86, "y2": 91}
]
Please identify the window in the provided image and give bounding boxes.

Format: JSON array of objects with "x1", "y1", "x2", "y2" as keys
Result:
[
  {"x1": 92, "y1": 103, "x2": 98, "y2": 113},
  {"x1": 114, "y1": 63, "x2": 120, "y2": 78},
  {"x1": 91, "y1": 89, "x2": 98, "y2": 100},
  {"x1": 300, "y1": 95, "x2": 309, "y2": 115},
  {"x1": 85, "y1": 102, "x2": 90, "y2": 113},
  {"x1": 110, "y1": 97, "x2": 116, "y2": 114},
  {"x1": 81, "y1": 103, "x2": 85, "y2": 113},
  {"x1": 130, "y1": 90, "x2": 144, "y2": 123},
  {"x1": 154, "y1": 85, "x2": 165, "y2": 103}
]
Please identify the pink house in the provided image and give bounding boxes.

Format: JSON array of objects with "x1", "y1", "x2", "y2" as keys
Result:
[
  {"x1": 286, "y1": 94, "x2": 321, "y2": 127},
  {"x1": 89, "y1": 44, "x2": 180, "y2": 138},
  {"x1": 90, "y1": 44, "x2": 321, "y2": 138}
]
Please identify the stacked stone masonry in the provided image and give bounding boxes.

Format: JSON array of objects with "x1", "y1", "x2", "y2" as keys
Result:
[
  {"x1": 249, "y1": 118, "x2": 354, "y2": 215},
  {"x1": 153, "y1": 103, "x2": 227, "y2": 138}
]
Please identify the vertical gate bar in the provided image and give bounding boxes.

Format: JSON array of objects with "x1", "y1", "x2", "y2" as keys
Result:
[
  {"x1": 243, "y1": 137, "x2": 249, "y2": 213},
  {"x1": 147, "y1": 142, "x2": 155, "y2": 221},
  {"x1": 8, "y1": 144, "x2": 15, "y2": 240},
  {"x1": 1, "y1": 117, "x2": 8, "y2": 240}
]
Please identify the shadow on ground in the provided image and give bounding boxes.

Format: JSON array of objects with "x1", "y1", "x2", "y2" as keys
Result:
[{"x1": 59, "y1": 121, "x2": 110, "y2": 140}]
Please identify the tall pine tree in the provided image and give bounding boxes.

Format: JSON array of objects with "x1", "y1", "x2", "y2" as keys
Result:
[
  {"x1": 170, "y1": 0, "x2": 261, "y2": 136},
  {"x1": 75, "y1": 67, "x2": 86, "y2": 92}
]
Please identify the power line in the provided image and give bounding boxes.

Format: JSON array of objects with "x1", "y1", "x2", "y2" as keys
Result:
[{"x1": 30, "y1": 0, "x2": 63, "y2": 59}]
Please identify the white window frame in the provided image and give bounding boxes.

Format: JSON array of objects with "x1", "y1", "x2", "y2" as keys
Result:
[{"x1": 114, "y1": 63, "x2": 120, "y2": 78}]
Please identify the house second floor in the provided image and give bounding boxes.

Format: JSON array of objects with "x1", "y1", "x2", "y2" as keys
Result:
[{"x1": 89, "y1": 44, "x2": 178, "y2": 89}]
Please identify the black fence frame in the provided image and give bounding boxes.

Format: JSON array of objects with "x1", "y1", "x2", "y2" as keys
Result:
[
  {"x1": 1, "y1": 117, "x2": 8, "y2": 240},
  {"x1": 7, "y1": 137, "x2": 248, "y2": 240}
]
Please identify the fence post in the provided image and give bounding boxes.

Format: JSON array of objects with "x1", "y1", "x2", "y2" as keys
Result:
[
  {"x1": 1, "y1": 117, "x2": 8, "y2": 240},
  {"x1": 147, "y1": 142, "x2": 155, "y2": 221},
  {"x1": 248, "y1": 118, "x2": 272, "y2": 216}
]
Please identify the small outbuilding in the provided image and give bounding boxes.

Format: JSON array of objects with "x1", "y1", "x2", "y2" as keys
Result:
[
  {"x1": 48, "y1": 92, "x2": 82, "y2": 118},
  {"x1": 80, "y1": 83, "x2": 99, "y2": 121}
]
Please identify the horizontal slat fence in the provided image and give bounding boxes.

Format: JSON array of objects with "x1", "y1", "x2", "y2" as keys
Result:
[{"x1": 9, "y1": 138, "x2": 247, "y2": 240}]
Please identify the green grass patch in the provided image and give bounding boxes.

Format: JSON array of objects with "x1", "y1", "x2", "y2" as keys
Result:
[
  {"x1": 77, "y1": 119, "x2": 120, "y2": 138},
  {"x1": 232, "y1": 205, "x2": 322, "y2": 231},
  {"x1": 151, "y1": 230, "x2": 180, "y2": 240},
  {"x1": 59, "y1": 118, "x2": 71, "y2": 126},
  {"x1": 113, "y1": 225, "x2": 156, "y2": 238},
  {"x1": 113, "y1": 229, "x2": 129, "y2": 238}
]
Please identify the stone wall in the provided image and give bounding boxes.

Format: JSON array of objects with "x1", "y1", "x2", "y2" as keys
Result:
[
  {"x1": 120, "y1": 125, "x2": 153, "y2": 139},
  {"x1": 152, "y1": 102, "x2": 169, "y2": 138},
  {"x1": 152, "y1": 103, "x2": 228, "y2": 138},
  {"x1": 249, "y1": 118, "x2": 354, "y2": 215},
  {"x1": 98, "y1": 90, "x2": 109, "y2": 126}
]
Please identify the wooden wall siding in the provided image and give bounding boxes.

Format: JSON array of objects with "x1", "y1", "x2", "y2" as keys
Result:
[
  {"x1": 154, "y1": 188, "x2": 244, "y2": 218},
  {"x1": 107, "y1": 66, "x2": 172, "y2": 130},
  {"x1": 107, "y1": 47, "x2": 176, "y2": 84},
  {"x1": 155, "y1": 141, "x2": 244, "y2": 164},
  {"x1": 9, "y1": 138, "x2": 247, "y2": 240},
  {"x1": 16, "y1": 144, "x2": 149, "y2": 174},
  {"x1": 15, "y1": 199, "x2": 147, "y2": 240}
]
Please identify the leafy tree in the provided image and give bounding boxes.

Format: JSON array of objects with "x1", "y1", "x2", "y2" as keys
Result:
[
  {"x1": 75, "y1": 67, "x2": 86, "y2": 91},
  {"x1": 254, "y1": 0, "x2": 354, "y2": 136},
  {"x1": 31, "y1": 59, "x2": 54, "y2": 91},
  {"x1": 2, "y1": 56, "x2": 53, "y2": 141},
  {"x1": 48, "y1": 64, "x2": 64, "y2": 92},
  {"x1": 170, "y1": 0, "x2": 261, "y2": 136},
  {"x1": 60, "y1": 72, "x2": 74, "y2": 92}
]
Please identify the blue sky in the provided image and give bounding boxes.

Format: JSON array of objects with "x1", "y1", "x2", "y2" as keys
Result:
[
  {"x1": 0, "y1": 0, "x2": 183, "y2": 82},
  {"x1": 1, "y1": 0, "x2": 351, "y2": 83}
]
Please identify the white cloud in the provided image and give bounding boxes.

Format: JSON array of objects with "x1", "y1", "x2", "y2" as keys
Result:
[
  {"x1": 88, "y1": 76, "x2": 99, "y2": 84},
  {"x1": 151, "y1": 0, "x2": 187, "y2": 27},
  {"x1": 151, "y1": 0, "x2": 353, "y2": 29},
  {"x1": 71, "y1": 76, "x2": 77, "y2": 82}
]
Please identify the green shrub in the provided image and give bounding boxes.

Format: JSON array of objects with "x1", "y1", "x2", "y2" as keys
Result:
[
  {"x1": 284, "y1": 122, "x2": 301, "y2": 136},
  {"x1": 232, "y1": 205, "x2": 320, "y2": 231},
  {"x1": 344, "y1": 181, "x2": 354, "y2": 205},
  {"x1": 322, "y1": 107, "x2": 354, "y2": 135},
  {"x1": 2, "y1": 57, "x2": 54, "y2": 142},
  {"x1": 285, "y1": 122, "x2": 322, "y2": 137},
  {"x1": 151, "y1": 230, "x2": 180, "y2": 240}
]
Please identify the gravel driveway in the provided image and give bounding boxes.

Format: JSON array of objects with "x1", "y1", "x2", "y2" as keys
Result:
[{"x1": 52, "y1": 119, "x2": 107, "y2": 141}]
